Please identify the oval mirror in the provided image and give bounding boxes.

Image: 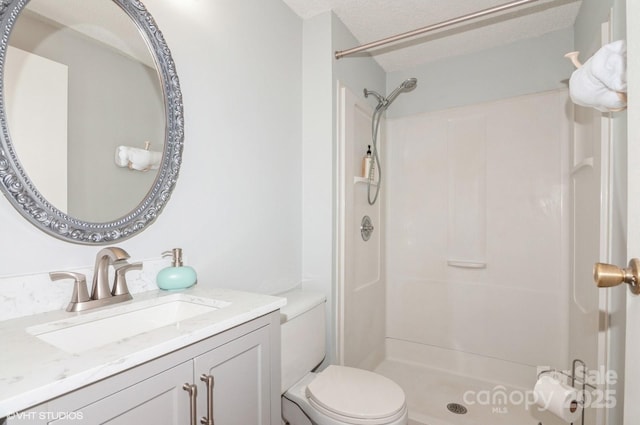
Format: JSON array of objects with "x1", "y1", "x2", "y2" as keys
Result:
[{"x1": 0, "y1": 0, "x2": 183, "y2": 244}]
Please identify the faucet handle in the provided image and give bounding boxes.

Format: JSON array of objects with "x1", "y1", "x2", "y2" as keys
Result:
[
  {"x1": 50, "y1": 271, "x2": 90, "y2": 310},
  {"x1": 112, "y1": 262, "x2": 142, "y2": 297}
]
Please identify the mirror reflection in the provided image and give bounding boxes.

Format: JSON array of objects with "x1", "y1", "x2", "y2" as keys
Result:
[{"x1": 4, "y1": 0, "x2": 164, "y2": 222}]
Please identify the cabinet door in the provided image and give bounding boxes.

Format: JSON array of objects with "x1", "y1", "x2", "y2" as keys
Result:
[
  {"x1": 194, "y1": 325, "x2": 272, "y2": 425},
  {"x1": 47, "y1": 361, "x2": 193, "y2": 425}
]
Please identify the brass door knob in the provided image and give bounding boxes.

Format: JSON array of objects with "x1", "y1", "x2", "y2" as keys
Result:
[{"x1": 593, "y1": 259, "x2": 640, "y2": 294}]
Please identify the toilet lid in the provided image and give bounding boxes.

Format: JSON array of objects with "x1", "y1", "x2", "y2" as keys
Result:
[{"x1": 306, "y1": 365, "x2": 406, "y2": 423}]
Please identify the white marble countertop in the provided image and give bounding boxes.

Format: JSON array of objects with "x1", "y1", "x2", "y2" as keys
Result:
[{"x1": 0, "y1": 287, "x2": 286, "y2": 418}]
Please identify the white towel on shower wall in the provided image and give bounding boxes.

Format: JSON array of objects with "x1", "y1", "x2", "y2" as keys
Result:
[{"x1": 568, "y1": 40, "x2": 627, "y2": 112}]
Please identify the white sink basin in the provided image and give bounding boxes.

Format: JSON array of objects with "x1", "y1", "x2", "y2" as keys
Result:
[{"x1": 27, "y1": 294, "x2": 230, "y2": 354}]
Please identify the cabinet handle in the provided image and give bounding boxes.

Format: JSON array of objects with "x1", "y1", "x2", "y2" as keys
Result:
[
  {"x1": 183, "y1": 383, "x2": 198, "y2": 425},
  {"x1": 200, "y1": 374, "x2": 215, "y2": 425}
]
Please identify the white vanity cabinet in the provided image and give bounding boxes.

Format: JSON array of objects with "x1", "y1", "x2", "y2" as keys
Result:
[
  {"x1": 48, "y1": 362, "x2": 192, "y2": 424},
  {"x1": 6, "y1": 311, "x2": 280, "y2": 425},
  {"x1": 194, "y1": 324, "x2": 273, "y2": 424}
]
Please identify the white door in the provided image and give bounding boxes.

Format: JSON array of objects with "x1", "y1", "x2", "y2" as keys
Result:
[
  {"x1": 4, "y1": 46, "x2": 68, "y2": 210},
  {"x1": 624, "y1": 1, "x2": 640, "y2": 422}
]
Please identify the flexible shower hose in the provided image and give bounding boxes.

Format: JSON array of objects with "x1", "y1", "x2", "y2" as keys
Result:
[{"x1": 367, "y1": 105, "x2": 384, "y2": 205}]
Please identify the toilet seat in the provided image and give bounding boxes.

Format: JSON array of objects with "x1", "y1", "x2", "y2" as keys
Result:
[{"x1": 304, "y1": 365, "x2": 407, "y2": 425}]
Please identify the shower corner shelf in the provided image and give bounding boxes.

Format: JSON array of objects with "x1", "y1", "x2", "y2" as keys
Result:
[{"x1": 353, "y1": 176, "x2": 378, "y2": 186}]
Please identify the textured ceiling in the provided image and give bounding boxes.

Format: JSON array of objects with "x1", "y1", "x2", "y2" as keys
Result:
[{"x1": 282, "y1": 0, "x2": 583, "y2": 72}]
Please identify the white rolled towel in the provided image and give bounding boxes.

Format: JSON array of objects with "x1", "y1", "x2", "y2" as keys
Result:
[
  {"x1": 566, "y1": 40, "x2": 627, "y2": 112},
  {"x1": 115, "y1": 145, "x2": 162, "y2": 171}
]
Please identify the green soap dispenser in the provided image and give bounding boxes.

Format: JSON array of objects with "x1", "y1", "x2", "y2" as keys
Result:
[{"x1": 156, "y1": 248, "x2": 197, "y2": 290}]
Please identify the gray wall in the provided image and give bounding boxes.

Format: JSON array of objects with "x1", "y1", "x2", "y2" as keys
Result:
[
  {"x1": 574, "y1": 0, "x2": 617, "y2": 53},
  {"x1": 386, "y1": 28, "x2": 575, "y2": 118},
  {"x1": 332, "y1": 14, "x2": 387, "y2": 104},
  {"x1": 300, "y1": 10, "x2": 385, "y2": 365},
  {"x1": 0, "y1": 0, "x2": 304, "y2": 297}
]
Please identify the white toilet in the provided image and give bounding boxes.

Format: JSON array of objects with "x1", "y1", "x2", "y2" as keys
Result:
[{"x1": 280, "y1": 289, "x2": 408, "y2": 425}]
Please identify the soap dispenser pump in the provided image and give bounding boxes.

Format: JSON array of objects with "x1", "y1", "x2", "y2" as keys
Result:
[{"x1": 156, "y1": 248, "x2": 197, "y2": 290}]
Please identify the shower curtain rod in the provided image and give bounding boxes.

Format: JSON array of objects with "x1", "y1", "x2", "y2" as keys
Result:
[{"x1": 334, "y1": 0, "x2": 540, "y2": 59}]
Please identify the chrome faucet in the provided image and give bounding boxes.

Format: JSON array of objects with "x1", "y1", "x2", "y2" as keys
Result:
[
  {"x1": 91, "y1": 247, "x2": 130, "y2": 300},
  {"x1": 50, "y1": 247, "x2": 142, "y2": 312}
]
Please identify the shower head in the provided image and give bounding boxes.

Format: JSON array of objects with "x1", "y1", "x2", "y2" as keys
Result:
[
  {"x1": 402, "y1": 77, "x2": 418, "y2": 90},
  {"x1": 385, "y1": 78, "x2": 418, "y2": 107},
  {"x1": 362, "y1": 77, "x2": 417, "y2": 206},
  {"x1": 363, "y1": 78, "x2": 418, "y2": 110}
]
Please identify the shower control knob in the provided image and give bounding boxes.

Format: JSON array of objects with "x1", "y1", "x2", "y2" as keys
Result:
[
  {"x1": 593, "y1": 259, "x2": 640, "y2": 294},
  {"x1": 360, "y1": 215, "x2": 374, "y2": 242}
]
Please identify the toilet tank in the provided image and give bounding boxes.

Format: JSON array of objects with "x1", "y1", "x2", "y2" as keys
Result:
[{"x1": 280, "y1": 289, "x2": 326, "y2": 394}]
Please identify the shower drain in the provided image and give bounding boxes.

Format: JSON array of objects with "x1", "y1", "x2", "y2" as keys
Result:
[{"x1": 446, "y1": 403, "x2": 468, "y2": 415}]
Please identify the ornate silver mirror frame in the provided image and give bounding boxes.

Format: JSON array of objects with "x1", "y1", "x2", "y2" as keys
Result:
[{"x1": 0, "y1": 0, "x2": 183, "y2": 244}]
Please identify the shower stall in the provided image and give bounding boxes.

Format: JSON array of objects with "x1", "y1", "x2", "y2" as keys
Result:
[{"x1": 336, "y1": 72, "x2": 620, "y2": 424}]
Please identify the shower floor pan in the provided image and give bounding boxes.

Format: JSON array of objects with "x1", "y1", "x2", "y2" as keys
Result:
[{"x1": 375, "y1": 359, "x2": 566, "y2": 425}]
